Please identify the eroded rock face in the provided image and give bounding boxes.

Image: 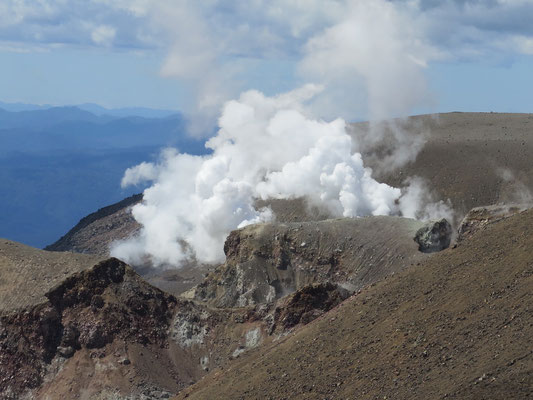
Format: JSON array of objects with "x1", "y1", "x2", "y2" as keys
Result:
[
  {"x1": 457, "y1": 204, "x2": 531, "y2": 243},
  {"x1": 414, "y1": 219, "x2": 453, "y2": 253},
  {"x1": 0, "y1": 257, "x2": 177, "y2": 399},
  {"x1": 271, "y1": 282, "x2": 350, "y2": 334},
  {"x1": 0, "y1": 241, "x2": 282, "y2": 399},
  {"x1": 194, "y1": 216, "x2": 428, "y2": 308}
]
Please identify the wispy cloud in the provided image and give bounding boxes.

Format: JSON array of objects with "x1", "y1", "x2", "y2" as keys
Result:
[
  {"x1": 91, "y1": 25, "x2": 116, "y2": 46},
  {"x1": 2, "y1": 1, "x2": 532, "y2": 57},
  {"x1": 1, "y1": 0, "x2": 532, "y2": 117}
]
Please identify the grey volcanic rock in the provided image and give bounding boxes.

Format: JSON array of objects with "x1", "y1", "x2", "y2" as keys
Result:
[
  {"x1": 414, "y1": 219, "x2": 452, "y2": 253},
  {"x1": 194, "y1": 216, "x2": 429, "y2": 308},
  {"x1": 175, "y1": 208, "x2": 533, "y2": 400}
]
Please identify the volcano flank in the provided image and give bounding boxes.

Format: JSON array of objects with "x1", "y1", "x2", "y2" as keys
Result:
[{"x1": 1, "y1": 112, "x2": 532, "y2": 399}]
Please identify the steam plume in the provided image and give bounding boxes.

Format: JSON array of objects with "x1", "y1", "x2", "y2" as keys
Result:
[
  {"x1": 112, "y1": 86, "x2": 407, "y2": 266},
  {"x1": 111, "y1": 0, "x2": 448, "y2": 268}
]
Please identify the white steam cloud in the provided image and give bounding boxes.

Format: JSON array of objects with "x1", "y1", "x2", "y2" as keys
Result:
[
  {"x1": 111, "y1": 0, "x2": 450, "y2": 268},
  {"x1": 112, "y1": 86, "x2": 409, "y2": 266}
]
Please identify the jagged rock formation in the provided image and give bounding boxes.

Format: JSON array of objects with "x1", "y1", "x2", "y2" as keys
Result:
[
  {"x1": 0, "y1": 241, "x2": 176, "y2": 399},
  {"x1": 0, "y1": 241, "x2": 269, "y2": 399},
  {"x1": 193, "y1": 216, "x2": 429, "y2": 308},
  {"x1": 271, "y1": 282, "x2": 350, "y2": 335}
]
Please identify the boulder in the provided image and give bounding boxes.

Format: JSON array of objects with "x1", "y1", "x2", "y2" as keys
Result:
[{"x1": 414, "y1": 218, "x2": 452, "y2": 253}]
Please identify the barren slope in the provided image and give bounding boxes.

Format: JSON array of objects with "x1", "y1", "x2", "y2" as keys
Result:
[
  {"x1": 44, "y1": 193, "x2": 142, "y2": 255},
  {"x1": 176, "y1": 207, "x2": 533, "y2": 400},
  {"x1": 0, "y1": 239, "x2": 104, "y2": 314},
  {"x1": 363, "y1": 112, "x2": 533, "y2": 219}
]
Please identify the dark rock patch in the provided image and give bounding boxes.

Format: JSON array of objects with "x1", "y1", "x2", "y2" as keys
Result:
[{"x1": 414, "y1": 218, "x2": 452, "y2": 253}]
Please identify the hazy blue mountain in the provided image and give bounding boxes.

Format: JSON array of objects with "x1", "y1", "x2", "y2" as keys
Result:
[
  {"x1": 0, "y1": 110, "x2": 205, "y2": 155},
  {"x1": 0, "y1": 101, "x2": 179, "y2": 118},
  {"x1": 77, "y1": 103, "x2": 179, "y2": 119},
  {"x1": 0, "y1": 106, "x2": 110, "y2": 131},
  {"x1": 0, "y1": 101, "x2": 52, "y2": 112},
  {"x1": 0, "y1": 105, "x2": 210, "y2": 248}
]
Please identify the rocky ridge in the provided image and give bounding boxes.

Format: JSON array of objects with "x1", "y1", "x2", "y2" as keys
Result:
[
  {"x1": 457, "y1": 203, "x2": 531, "y2": 243},
  {"x1": 0, "y1": 241, "x2": 269, "y2": 399},
  {"x1": 44, "y1": 193, "x2": 142, "y2": 255},
  {"x1": 192, "y1": 216, "x2": 431, "y2": 308}
]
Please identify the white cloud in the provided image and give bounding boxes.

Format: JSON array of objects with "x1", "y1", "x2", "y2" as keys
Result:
[
  {"x1": 91, "y1": 25, "x2": 116, "y2": 46},
  {"x1": 121, "y1": 161, "x2": 159, "y2": 187},
  {"x1": 1, "y1": 0, "x2": 531, "y2": 57},
  {"x1": 92, "y1": 0, "x2": 151, "y2": 17},
  {"x1": 300, "y1": 0, "x2": 434, "y2": 120},
  {"x1": 511, "y1": 35, "x2": 533, "y2": 55}
]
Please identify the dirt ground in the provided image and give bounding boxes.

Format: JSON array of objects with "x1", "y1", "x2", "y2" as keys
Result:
[
  {"x1": 365, "y1": 112, "x2": 533, "y2": 220},
  {"x1": 0, "y1": 239, "x2": 104, "y2": 314}
]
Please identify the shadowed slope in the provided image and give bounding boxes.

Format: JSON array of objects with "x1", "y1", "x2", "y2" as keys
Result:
[{"x1": 44, "y1": 193, "x2": 142, "y2": 254}]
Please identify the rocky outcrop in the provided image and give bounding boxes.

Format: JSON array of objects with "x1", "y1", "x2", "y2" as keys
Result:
[
  {"x1": 193, "y1": 216, "x2": 431, "y2": 308},
  {"x1": 271, "y1": 282, "x2": 350, "y2": 334},
  {"x1": 0, "y1": 251, "x2": 177, "y2": 399},
  {"x1": 414, "y1": 218, "x2": 453, "y2": 253},
  {"x1": 457, "y1": 204, "x2": 531, "y2": 243},
  {"x1": 45, "y1": 193, "x2": 142, "y2": 255},
  {"x1": 176, "y1": 207, "x2": 533, "y2": 400},
  {"x1": 0, "y1": 240, "x2": 276, "y2": 399}
]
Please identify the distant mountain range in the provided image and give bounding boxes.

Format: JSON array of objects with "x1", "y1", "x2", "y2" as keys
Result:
[
  {"x1": 0, "y1": 106, "x2": 207, "y2": 154},
  {"x1": 0, "y1": 101, "x2": 178, "y2": 118},
  {"x1": 0, "y1": 103, "x2": 210, "y2": 248}
]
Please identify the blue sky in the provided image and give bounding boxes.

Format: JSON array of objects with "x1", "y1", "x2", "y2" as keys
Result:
[{"x1": 1, "y1": 0, "x2": 533, "y2": 120}]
